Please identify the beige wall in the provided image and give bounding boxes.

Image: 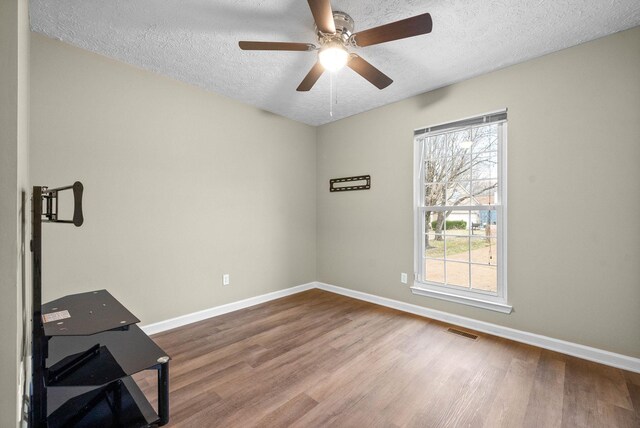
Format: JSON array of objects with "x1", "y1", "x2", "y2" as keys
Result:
[
  {"x1": 27, "y1": 24, "x2": 640, "y2": 382},
  {"x1": 1, "y1": 0, "x2": 30, "y2": 426},
  {"x1": 30, "y1": 33, "x2": 317, "y2": 325},
  {"x1": 317, "y1": 27, "x2": 640, "y2": 358}
]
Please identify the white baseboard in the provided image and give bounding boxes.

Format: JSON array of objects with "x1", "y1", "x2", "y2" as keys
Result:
[
  {"x1": 315, "y1": 282, "x2": 640, "y2": 374},
  {"x1": 140, "y1": 282, "x2": 315, "y2": 335},
  {"x1": 140, "y1": 280, "x2": 639, "y2": 373}
]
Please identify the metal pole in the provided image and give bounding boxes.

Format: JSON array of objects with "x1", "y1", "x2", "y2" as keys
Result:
[{"x1": 157, "y1": 360, "x2": 170, "y2": 426}]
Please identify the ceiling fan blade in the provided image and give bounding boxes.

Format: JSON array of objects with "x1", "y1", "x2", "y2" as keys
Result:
[
  {"x1": 239, "y1": 41, "x2": 316, "y2": 51},
  {"x1": 297, "y1": 62, "x2": 325, "y2": 91},
  {"x1": 347, "y1": 55, "x2": 393, "y2": 89},
  {"x1": 307, "y1": 0, "x2": 336, "y2": 34},
  {"x1": 352, "y1": 12, "x2": 432, "y2": 47}
]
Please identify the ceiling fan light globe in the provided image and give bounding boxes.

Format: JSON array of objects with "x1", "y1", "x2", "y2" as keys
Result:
[{"x1": 319, "y1": 46, "x2": 349, "y2": 72}]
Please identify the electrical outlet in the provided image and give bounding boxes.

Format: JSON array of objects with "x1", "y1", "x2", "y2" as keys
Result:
[
  {"x1": 401, "y1": 273, "x2": 408, "y2": 284},
  {"x1": 222, "y1": 274, "x2": 230, "y2": 286}
]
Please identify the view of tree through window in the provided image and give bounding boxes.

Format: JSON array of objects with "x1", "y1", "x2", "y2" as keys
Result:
[{"x1": 416, "y1": 119, "x2": 504, "y2": 294}]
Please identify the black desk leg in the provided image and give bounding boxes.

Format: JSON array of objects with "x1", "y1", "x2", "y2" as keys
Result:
[
  {"x1": 157, "y1": 361, "x2": 170, "y2": 426},
  {"x1": 114, "y1": 379, "x2": 122, "y2": 424}
]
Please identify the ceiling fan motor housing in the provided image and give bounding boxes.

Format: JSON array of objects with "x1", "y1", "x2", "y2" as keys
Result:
[{"x1": 316, "y1": 11, "x2": 355, "y2": 47}]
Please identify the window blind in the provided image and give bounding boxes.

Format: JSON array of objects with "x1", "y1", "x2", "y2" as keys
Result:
[{"x1": 414, "y1": 109, "x2": 507, "y2": 137}]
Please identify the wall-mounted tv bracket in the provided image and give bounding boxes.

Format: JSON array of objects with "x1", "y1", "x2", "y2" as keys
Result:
[
  {"x1": 329, "y1": 175, "x2": 371, "y2": 192},
  {"x1": 40, "y1": 181, "x2": 84, "y2": 226},
  {"x1": 30, "y1": 181, "x2": 84, "y2": 427}
]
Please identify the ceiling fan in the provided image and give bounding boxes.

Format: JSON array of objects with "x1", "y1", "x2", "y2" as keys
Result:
[{"x1": 239, "y1": 0, "x2": 433, "y2": 91}]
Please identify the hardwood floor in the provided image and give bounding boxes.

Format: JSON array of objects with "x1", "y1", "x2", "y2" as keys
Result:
[{"x1": 134, "y1": 289, "x2": 640, "y2": 427}]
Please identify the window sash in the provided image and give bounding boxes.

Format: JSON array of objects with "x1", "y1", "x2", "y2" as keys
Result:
[
  {"x1": 416, "y1": 206, "x2": 504, "y2": 296},
  {"x1": 414, "y1": 115, "x2": 507, "y2": 306}
]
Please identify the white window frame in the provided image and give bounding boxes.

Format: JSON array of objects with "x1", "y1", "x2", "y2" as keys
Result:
[{"x1": 412, "y1": 110, "x2": 511, "y2": 314}]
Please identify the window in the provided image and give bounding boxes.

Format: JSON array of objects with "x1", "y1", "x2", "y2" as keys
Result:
[{"x1": 413, "y1": 111, "x2": 511, "y2": 313}]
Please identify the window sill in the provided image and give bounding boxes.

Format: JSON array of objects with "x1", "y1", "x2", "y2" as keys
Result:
[{"x1": 410, "y1": 285, "x2": 512, "y2": 314}]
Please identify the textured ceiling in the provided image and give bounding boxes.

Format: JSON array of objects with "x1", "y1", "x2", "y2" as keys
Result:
[{"x1": 30, "y1": 0, "x2": 640, "y2": 126}]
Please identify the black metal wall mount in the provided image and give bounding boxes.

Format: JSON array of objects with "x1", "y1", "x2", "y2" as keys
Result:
[
  {"x1": 329, "y1": 175, "x2": 371, "y2": 192},
  {"x1": 40, "y1": 181, "x2": 84, "y2": 226}
]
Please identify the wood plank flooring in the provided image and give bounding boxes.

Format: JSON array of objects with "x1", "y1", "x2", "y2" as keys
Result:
[{"x1": 134, "y1": 289, "x2": 640, "y2": 427}]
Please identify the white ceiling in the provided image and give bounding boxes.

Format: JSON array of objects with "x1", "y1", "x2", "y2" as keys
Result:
[{"x1": 30, "y1": 0, "x2": 640, "y2": 126}]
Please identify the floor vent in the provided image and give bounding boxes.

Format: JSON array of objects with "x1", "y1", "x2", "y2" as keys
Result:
[{"x1": 447, "y1": 328, "x2": 479, "y2": 340}]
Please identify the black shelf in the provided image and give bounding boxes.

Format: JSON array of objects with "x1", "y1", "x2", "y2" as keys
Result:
[
  {"x1": 46, "y1": 345, "x2": 126, "y2": 387},
  {"x1": 46, "y1": 324, "x2": 168, "y2": 387},
  {"x1": 42, "y1": 290, "x2": 140, "y2": 336},
  {"x1": 40, "y1": 301, "x2": 171, "y2": 427},
  {"x1": 47, "y1": 377, "x2": 159, "y2": 428}
]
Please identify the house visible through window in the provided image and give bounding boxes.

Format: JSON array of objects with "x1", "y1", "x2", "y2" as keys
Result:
[{"x1": 413, "y1": 111, "x2": 510, "y2": 313}]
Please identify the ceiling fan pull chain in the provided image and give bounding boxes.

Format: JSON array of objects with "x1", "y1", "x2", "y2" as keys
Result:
[{"x1": 329, "y1": 72, "x2": 334, "y2": 117}]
